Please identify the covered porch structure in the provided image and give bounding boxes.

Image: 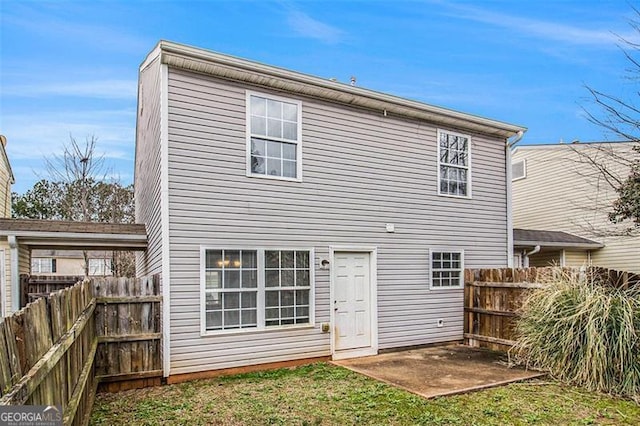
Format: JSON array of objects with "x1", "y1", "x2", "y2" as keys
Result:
[
  {"x1": 0, "y1": 218, "x2": 147, "y2": 315},
  {"x1": 513, "y1": 228, "x2": 604, "y2": 268}
]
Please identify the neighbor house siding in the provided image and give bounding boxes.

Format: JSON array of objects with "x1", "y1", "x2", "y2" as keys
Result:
[
  {"x1": 513, "y1": 144, "x2": 640, "y2": 272},
  {"x1": 564, "y1": 250, "x2": 589, "y2": 268},
  {"x1": 135, "y1": 56, "x2": 163, "y2": 277},
  {"x1": 165, "y1": 68, "x2": 510, "y2": 374}
]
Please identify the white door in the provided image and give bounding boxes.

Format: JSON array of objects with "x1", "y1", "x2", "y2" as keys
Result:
[{"x1": 334, "y1": 252, "x2": 371, "y2": 351}]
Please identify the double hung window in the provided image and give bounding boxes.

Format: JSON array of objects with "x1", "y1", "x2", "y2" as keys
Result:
[
  {"x1": 247, "y1": 93, "x2": 302, "y2": 180},
  {"x1": 438, "y1": 130, "x2": 471, "y2": 197}
]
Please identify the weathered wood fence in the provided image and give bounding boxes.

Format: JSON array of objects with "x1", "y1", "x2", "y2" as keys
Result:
[
  {"x1": 464, "y1": 266, "x2": 640, "y2": 352},
  {"x1": 20, "y1": 274, "x2": 84, "y2": 307},
  {"x1": 0, "y1": 275, "x2": 161, "y2": 425}
]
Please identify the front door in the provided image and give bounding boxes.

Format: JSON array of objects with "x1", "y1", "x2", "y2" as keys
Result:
[{"x1": 334, "y1": 252, "x2": 371, "y2": 351}]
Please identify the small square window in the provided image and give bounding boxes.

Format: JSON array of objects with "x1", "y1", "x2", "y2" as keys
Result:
[{"x1": 430, "y1": 250, "x2": 464, "y2": 289}]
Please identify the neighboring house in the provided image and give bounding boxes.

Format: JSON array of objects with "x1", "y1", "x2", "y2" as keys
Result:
[
  {"x1": 512, "y1": 141, "x2": 639, "y2": 271},
  {"x1": 0, "y1": 135, "x2": 15, "y2": 317},
  {"x1": 134, "y1": 41, "x2": 526, "y2": 380},
  {"x1": 30, "y1": 249, "x2": 113, "y2": 276}
]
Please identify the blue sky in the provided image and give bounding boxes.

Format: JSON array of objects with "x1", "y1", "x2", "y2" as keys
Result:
[{"x1": 0, "y1": 0, "x2": 637, "y2": 193}]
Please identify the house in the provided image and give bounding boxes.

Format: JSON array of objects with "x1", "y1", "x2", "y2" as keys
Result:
[
  {"x1": 30, "y1": 249, "x2": 114, "y2": 276},
  {"x1": 134, "y1": 41, "x2": 526, "y2": 380},
  {"x1": 512, "y1": 141, "x2": 639, "y2": 271},
  {"x1": 0, "y1": 135, "x2": 15, "y2": 317}
]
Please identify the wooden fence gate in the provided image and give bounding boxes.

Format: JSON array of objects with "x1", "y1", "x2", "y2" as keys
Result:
[{"x1": 0, "y1": 275, "x2": 161, "y2": 425}]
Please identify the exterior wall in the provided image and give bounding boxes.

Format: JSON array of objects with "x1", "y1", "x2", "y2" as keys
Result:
[
  {"x1": 527, "y1": 250, "x2": 561, "y2": 267},
  {"x1": 513, "y1": 143, "x2": 640, "y2": 272},
  {"x1": 0, "y1": 150, "x2": 12, "y2": 218},
  {"x1": 564, "y1": 249, "x2": 589, "y2": 268},
  {"x1": 135, "y1": 56, "x2": 163, "y2": 277},
  {"x1": 165, "y1": 68, "x2": 510, "y2": 374}
]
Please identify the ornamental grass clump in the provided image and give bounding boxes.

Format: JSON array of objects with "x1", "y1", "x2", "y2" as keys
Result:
[{"x1": 510, "y1": 269, "x2": 640, "y2": 401}]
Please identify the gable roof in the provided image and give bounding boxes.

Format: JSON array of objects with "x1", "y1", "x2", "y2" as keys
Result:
[
  {"x1": 142, "y1": 40, "x2": 526, "y2": 139},
  {"x1": 514, "y1": 228, "x2": 604, "y2": 249}
]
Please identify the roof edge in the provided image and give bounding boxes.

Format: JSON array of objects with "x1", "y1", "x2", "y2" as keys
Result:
[{"x1": 152, "y1": 40, "x2": 527, "y2": 139}]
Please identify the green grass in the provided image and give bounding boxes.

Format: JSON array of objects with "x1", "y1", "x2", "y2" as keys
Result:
[{"x1": 90, "y1": 363, "x2": 639, "y2": 425}]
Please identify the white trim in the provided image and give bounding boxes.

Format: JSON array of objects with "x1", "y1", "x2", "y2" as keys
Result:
[
  {"x1": 160, "y1": 63, "x2": 171, "y2": 378},
  {"x1": 199, "y1": 247, "x2": 316, "y2": 337},
  {"x1": 9, "y1": 235, "x2": 18, "y2": 313},
  {"x1": 506, "y1": 146, "x2": 514, "y2": 267},
  {"x1": 560, "y1": 249, "x2": 566, "y2": 267},
  {"x1": 436, "y1": 129, "x2": 472, "y2": 199},
  {"x1": 0, "y1": 249, "x2": 4, "y2": 317},
  {"x1": 329, "y1": 246, "x2": 378, "y2": 360},
  {"x1": 428, "y1": 248, "x2": 465, "y2": 289},
  {"x1": 0, "y1": 231, "x2": 147, "y2": 241},
  {"x1": 245, "y1": 90, "x2": 303, "y2": 182}
]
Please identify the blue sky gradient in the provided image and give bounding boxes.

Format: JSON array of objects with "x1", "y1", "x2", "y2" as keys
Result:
[{"x1": 1, "y1": 0, "x2": 637, "y2": 193}]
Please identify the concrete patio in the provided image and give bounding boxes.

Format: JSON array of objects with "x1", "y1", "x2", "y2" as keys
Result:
[{"x1": 332, "y1": 344, "x2": 545, "y2": 399}]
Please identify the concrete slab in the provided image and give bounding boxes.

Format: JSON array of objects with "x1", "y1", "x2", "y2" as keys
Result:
[{"x1": 332, "y1": 344, "x2": 544, "y2": 399}]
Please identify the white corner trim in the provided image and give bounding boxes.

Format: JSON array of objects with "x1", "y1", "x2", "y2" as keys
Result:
[
  {"x1": 0, "y1": 249, "x2": 5, "y2": 317},
  {"x1": 160, "y1": 63, "x2": 172, "y2": 378},
  {"x1": 8, "y1": 235, "x2": 19, "y2": 313},
  {"x1": 506, "y1": 146, "x2": 514, "y2": 267}
]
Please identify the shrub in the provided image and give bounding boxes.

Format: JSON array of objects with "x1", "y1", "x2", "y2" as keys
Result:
[{"x1": 510, "y1": 269, "x2": 640, "y2": 401}]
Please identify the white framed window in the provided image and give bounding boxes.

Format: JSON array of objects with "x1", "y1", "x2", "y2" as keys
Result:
[
  {"x1": 265, "y1": 250, "x2": 311, "y2": 326},
  {"x1": 512, "y1": 159, "x2": 526, "y2": 181},
  {"x1": 430, "y1": 250, "x2": 464, "y2": 289},
  {"x1": 88, "y1": 258, "x2": 112, "y2": 276},
  {"x1": 246, "y1": 92, "x2": 302, "y2": 181},
  {"x1": 437, "y1": 130, "x2": 471, "y2": 197},
  {"x1": 201, "y1": 248, "x2": 313, "y2": 334},
  {"x1": 31, "y1": 258, "x2": 56, "y2": 274}
]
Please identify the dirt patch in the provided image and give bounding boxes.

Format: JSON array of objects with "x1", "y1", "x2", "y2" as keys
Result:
[{"x1": 332, "y1": 344, "x2": 544, "y2": 398}]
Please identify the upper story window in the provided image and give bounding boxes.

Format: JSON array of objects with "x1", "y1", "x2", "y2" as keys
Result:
[
  {"x1": 88, "y1": 258, "x2": 112, "y2": 276},
  {"x1": 438, "y1": 130, "x2": 471, "y2": 197},
  {"x1": 31, "y1": 258, "x2": 56, "y2": 274},
  {"x1": 247, "y1": 93, "x2": 302, "y2": 181},
  {"x1": 512, "y1": 159, "x2": 526, "y2": 181}
]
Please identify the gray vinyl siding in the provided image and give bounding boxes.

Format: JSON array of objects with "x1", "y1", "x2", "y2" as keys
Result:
[
  {"x1": 135, "y1": 57, "x2": 163, "y2": 277},
  {"x1": 165, "y1": 68, "x2": 509, "y2": 375}
]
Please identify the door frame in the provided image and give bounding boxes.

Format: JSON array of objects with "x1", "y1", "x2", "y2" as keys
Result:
[{"x1": 329, "y1": 246, "x2": 378, "y2": 360}]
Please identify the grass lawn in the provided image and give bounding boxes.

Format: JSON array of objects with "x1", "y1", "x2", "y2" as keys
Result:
[{"x1": 91, "y1": 363, "x2": 640, "y2": 425}]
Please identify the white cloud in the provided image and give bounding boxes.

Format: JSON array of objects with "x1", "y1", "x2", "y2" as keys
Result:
[
  {"x1": 2, "y1": 79, "x2": 137, "y2": 100},
  {"x1": 442, "y1": 3, "x2": 635, "y2": 48},
  {"x1": 287, "y1": 10, "x2": 344, "y2": 44}
]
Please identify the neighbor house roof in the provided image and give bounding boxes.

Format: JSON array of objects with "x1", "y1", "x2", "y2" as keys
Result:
[
  {"x1": 513, "y1": 228, "x2": 604, "y2": 249},
  {"x1": 142, "y1": 40, "x2": 527, "y2": 139},
  {"x1": 0, "y1": 219, "x2": 147, "y2": 250}
]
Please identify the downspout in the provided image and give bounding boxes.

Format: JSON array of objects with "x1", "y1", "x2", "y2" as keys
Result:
[
  {"x1": 8, "y1": 235, "x2": 19, "y2": 313},
  {"x1": 523, "y1": 245, "x2": 541, "y2": 268},
  {"x1": 506, "y1": 130, "x2": 525, "y2": 267}
]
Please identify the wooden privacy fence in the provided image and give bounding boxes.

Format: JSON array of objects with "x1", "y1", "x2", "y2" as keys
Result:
[
  {"x1": 20, "y1": 275, "x2": 84, "y2": 307},
  {"x1": 0, "y1": 275, "x2": 161, "y2": 425},
  {"x1": 464, "y1": 266, "x2": 640, "y2": 352}
]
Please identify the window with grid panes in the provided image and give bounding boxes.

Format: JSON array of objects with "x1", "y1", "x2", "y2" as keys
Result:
[
  {"x1": 265, "y1": 250, "x2": 311, "y2": 326},
  {"x1": 248, "y1": 94, "x2": 300, "y2": 180},
  {"x1": 438, "y1": 130, "x2": 470, "y2": 197},
  {"x1": 431, "y1": 251, "x2": 463, "y2": 288},
  {"x1": 204, "y1": 250, "x2": 258, "y2": 331}
]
